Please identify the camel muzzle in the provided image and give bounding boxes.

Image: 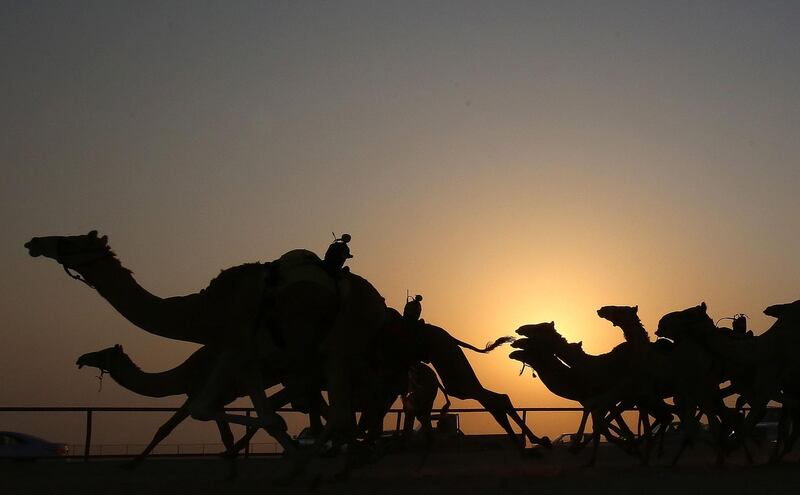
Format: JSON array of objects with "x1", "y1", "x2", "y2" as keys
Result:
[
  {"x1": 24, "y1": 240, "x2": 41, "y2": 257},
  {"x1": 76, "y1": 354, "x2": 94, "y2": 369}
]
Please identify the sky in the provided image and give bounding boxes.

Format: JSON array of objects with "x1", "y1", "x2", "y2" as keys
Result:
[{"x1": 1, "y1": 1, "x2": 799, "y2": 446}]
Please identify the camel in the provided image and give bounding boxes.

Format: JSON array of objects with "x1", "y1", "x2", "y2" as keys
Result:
[
  {"x1": 596, "y1": 305, "x2": 727, "y2": 462},
  {"x1": 401, "y1": 362, "x2": 451, "y2": 441},
  {"x1": 75, "y1": 344, "x2": 324, "y2": 473},
  {"x1": 350, "y1": 307, "x2": 550, "y2": 452},
  {"x1": 25, "y1": 231, "x2": 388, "y2": 459},
  {"x1": 509, "y1": 322, "x2": 644, "y2": 465},
  {"x1": 652, "y1": 303, "x2": 753, "y2": 463},
  {"x1": 76, "y1": 345, "x2": 255, "y2": 474},
  {"x1": 407, "y1": 320, "x2": 551, "y2": 451},
  {"x1": 656, "y1": 301, "x2": 800, "y2": 463}
]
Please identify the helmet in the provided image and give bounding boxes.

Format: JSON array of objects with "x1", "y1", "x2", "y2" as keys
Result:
[{"x1": 403, "y1": 294, "x2": 423, "y2": 321}]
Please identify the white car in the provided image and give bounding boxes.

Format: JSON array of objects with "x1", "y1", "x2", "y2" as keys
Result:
[{"x1": 0, "y1": 431, "x2": 69, "y2": 459}]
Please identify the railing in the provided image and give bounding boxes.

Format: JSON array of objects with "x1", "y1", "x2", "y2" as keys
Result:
[{"x1": 0, "y1": 406, "x2": 584, "y2": 460}]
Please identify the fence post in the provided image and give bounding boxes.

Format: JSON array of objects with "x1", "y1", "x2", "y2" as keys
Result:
[
  {"x1": 521, "y1": 409, "x2": 527, "y2": 449},
  {"x1": 394, "y1": 410, "x2": 402, "y2": 434},
  {"x1": 83, "y1": 409, "x2": 93, "y2": 462}
]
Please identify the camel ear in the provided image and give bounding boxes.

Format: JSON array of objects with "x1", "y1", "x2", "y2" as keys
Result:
[
  {"x1": 114, "y1": 344, "x2": 123, "y2": 352},
  {"x1": 700, "y1": 302, "x2": 707, "y2": 311},
  {"x1": 633, "y1": 305, "x2": 638, "y2": 313},
  {"x1": 100, "y1": 235, "x2": 108, "y2": 245},
  {"x1": 549, "y1": 321, "x2": 555, "y2": 328},
  {"x1": 89, "y1": 230, "x2": 98, "y2": 238},
  {"x1": 578, "y1": 341, "x2": 583, "y2": 347}
]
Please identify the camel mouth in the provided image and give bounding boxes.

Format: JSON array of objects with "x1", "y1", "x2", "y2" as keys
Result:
[
  {"x1": 509, "y1": 349, "x2": 533, "y2": 364},
  {"x1": 596, "y1": 310, "x2": 619, "y2": 325},
  {"x1": 764, "y1": 301, "x2": 800, "y2": 319},
  {"x1": 510, "y1": 339, "x2": 530, "y2": 350},
  {"x1": 509, "y1": 351, "x2": 537, "y2": 378},
  {"x1": 24, "y1": 240, "x2": 41, "y2": 257},
  {"x1": 515, "y1": 326, "x2": 533, "y2": 337},
  {"x1": 76, "y1": 354, "x2": 93, "y2": 369}
]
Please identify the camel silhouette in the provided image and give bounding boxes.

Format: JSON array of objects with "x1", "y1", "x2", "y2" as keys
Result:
[
  {"x1": 25, "y1": 230, "x2": 390, "y2": 473},
  {"x1": 401, "y1": 362, "x2": 451, "y2": 442},
  {"x1": 653, "y1": 303, "x2": 753, "y2": 464},
  {"x1": 656, "y1": 301, "x2": 800, "y2": 463},
  {"x1": 409, "y1": 320, "x2": 550, "y2": 451},
  {"x1": 510, "y1": 321, "x2": 656, "y2": 465},
  {"x1": 596, "y1": 305, "x2": 675, "y2": 461},
  {"x1": 75, "y1": 344, "x2": 298, "y2": 477}
]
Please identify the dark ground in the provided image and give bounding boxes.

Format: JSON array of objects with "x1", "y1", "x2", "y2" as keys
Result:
[{"x1": 4, "y1": 436, "x2": 800, "y2": 495}]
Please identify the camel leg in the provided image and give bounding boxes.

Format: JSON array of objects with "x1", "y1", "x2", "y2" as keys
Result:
[
  {"x1": 188, "y1": 354, "x2": 291, "y2": 444},
  {"x1": 402, "y1": 395, "x2": 417, "y2": 439},
  {"x1": 215, "y1": 421, "x2": 240, "y2": 481},
  {"x1": 778, "y1": 412, "x2": 800, "y2": 462},
  {"x1": 669, "y1": 398, "x2": 703, "y2": 466},
  {"x1": 638, "y1": 410, "x2": 654, "y2": 466},
  {"x1": 228, "y1": 425, "x2": 260, "y2": 455},
  {"x1": 586, "y1": 410, "x2": 605, "y2": 467},
  {"x1": 189, "y1": 358, "x2": 297, "y2": 456},
  {"x1": 770, "y1": 406, "x2": 792, "y2": 463},
  {"x1": 123, "y1": 402, "x2": 191, "y2": 469},
  {"x1": 609, "y1": 409, "x2": 638, "y2": 447},
  {"x1": 568, "y1": 410, "x2": 590, "y2": 453},
  {"x1": 309, "y1": 393, "x2": 326, "y2": 438},
  {"x1": 476, "y1": 389, "x2": 549, "y2": 450},
  {"x1": 601, "y1": 409, "x2": 640, "y2": 459},
  {"x1": 187, "y1": 351, "x2": 283, "y2": 427},
  {"x1": 222, "y1": 386, "x2": 298, "y2": 457}
]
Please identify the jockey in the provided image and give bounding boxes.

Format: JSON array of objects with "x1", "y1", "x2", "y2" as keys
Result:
[
  {"x1": 404, "y1": 294, "x2": 424, "y2": 323},
  {"x1": 323, "y1": 233, "x2": 353, "y2": 272}
]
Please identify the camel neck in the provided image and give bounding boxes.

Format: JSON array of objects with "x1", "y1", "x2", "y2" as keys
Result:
[
  {"x1": 619, "y1": 321, "x2": 651, "y2": 344},
  {"x1": 107, "y1": 353, "x2": 190, "y2": 398},
  {"x1": 73, "y1": 256, "x2": 209, "y2": 345},
  {"x1": 526, "y1": 353, "x2": 585, "y2": 402},
  {"x1": 554, "y1": 345, "x2": 589, "y2": 368}
]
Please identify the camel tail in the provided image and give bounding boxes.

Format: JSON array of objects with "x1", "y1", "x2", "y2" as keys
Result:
[{"x1": 454, "y1": 335, "x2": 516, "y2": 353}]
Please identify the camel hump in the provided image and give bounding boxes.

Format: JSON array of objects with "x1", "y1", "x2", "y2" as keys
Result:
[
  {"x1": 273, "y1": 249, "x2": 336, "y2": 293},
  {"x1": 277, "y1": 249, "x2": 321, "y2": 266}
]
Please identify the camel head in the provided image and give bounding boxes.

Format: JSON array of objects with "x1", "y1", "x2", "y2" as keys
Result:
[
  {"x1": 25, "y1": 230, "x2": 110, "y2": 266},
  {"x1": 76, "y1": 344, "x2": 125, "y2": 372},
  {"x1": 764, "y1": 300, "x2": 800, "y2": 319},
  {"x1": 655, "y1": 302, "x2": 713, "y2": 341},
  {"x1": 508, "y1": 349, "x2": 537, "y2": 378},
  {"x1": 597, "y1": 305, "x2": 639, "y2": 327},
  {"x1": 512, "y1": 322, "x2": 572, "y2": 368},
  {"x1": 510, "y1": 327, "x2": 580, "y2": 378},
  {"x1": 515, "y1": 321, "x2": 568, "y2": 347}
]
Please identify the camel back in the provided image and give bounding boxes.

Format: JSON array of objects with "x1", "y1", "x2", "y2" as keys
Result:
[{"x1": 272, "y1": 249, "x2": 337, "y2": 294}]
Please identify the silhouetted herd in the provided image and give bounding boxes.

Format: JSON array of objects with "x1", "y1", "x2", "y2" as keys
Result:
[{"x1": 23, "y1": 231, "x2": 800, "y2": 479}]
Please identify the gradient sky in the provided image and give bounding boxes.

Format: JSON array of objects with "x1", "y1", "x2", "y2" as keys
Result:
[{"x1": 2, "y1": 1, "x2": 799, "y2": 444}]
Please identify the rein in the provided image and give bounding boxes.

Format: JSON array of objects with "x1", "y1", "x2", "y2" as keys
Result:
[
  {"x1": 97, "y1": 369, "x2": 106, "y2": 392},
  {"x1": 56, "y1": 238, "x2": 112, "y2": 288}
]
